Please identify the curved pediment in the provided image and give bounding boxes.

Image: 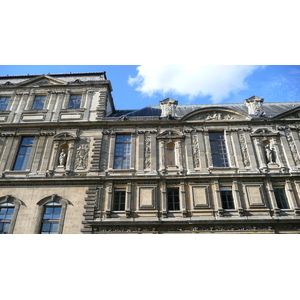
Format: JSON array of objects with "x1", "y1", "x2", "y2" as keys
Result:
[
  {"x1": 53, "y1": 132, "x2": 78, "y2": 140},
  {"x1": 182, "y1": 107, "x2": 250, "y2": 121}
]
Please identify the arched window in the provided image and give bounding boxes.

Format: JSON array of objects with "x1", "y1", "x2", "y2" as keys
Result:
[
  {"x1": 40, "y1": 202, "x2": 62, "y2": 234},
  {"x1": 0, "y1": 195, "x2": 23, "y2": 234},
  {"x1": 35, "y1": 195, "x2": 71, "y2": 234},
  {"x1": 0, "y1": 202, "x2": 14, "y2": 234}
]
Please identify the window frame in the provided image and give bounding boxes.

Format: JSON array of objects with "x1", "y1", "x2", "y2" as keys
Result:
[
  {"x1": 40, "y1": 202, "x2": 62, "y2": 234},
  {"x1": 35, "y1": 195, "x2": 71, "y2": 234},
  {"x1": 167, "y1": 187, "x2": 180, "y2": 211},
  {"x1": 32, "y1": 95, "x2": 46, "y2": 110},
  {"x1": 113, "y1": 189, "x2": 126, "y2": 211},
  {"x1": 113, "y1": 134, "x2": 131, "y2": 170},
  {"x1": 273, "y1": 187, "x2": 289, "y2": 209},
  {"x1": 0, "y1": 196, "x2": 23, "y2": 234},
  {"x1": 220, "y1": 187, "x2": 235, "y2": 210},
  {"x1": 0, "y1": 96, "x2": 10, "y2": 111},
  {"x1": 12, "y1": 136, "x2": 35, "y2": 171},
  {"x1": 68, "y1": 94, "x2": 82, "y2": 109},
  {"x1": 209, "y1": 131, "x2": 229, "y2": 168}
]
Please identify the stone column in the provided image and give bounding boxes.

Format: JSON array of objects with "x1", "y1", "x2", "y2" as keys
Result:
[
  {"x1": 137, "y1": 132, "x2": 145, "y2": 173},
  {"x1": 65, "y1": 141, "x2": 75, "y2": 172},
  {"x1": 285, "y1": 180, "x2": 300, "y2": 215},
  {"x1": 254, "y1": 137, "x2": 267, "y2": 171},
  {"x1": 204, "y1": 130, "x2": 213, "y2": 168},
  {"x1": 271, "y1": 137, "x2": 284, "y2": 168},
  {"x1": 158, "y1": 140, "x2": 165, "y2": 173},
  {"x1": 213, "y1": 180, "x2": 223, "y2": 216},
  {"x1": 225, "y1": 130, "x2": 236, "y2": 168},
  {"x1": 48, "y1": 141, "x2": 60, "y2": 173},
  {"x1": 176, "y1": 140, "x2": 183, "y2": 173},
  {"x1": 180, "y1": 181, "x2": 187, "y2": 217},
  {"x1": 197, "y1": 131, "x2": 209, "y2": 173},
  {"x1": 5, "y1": 138, "x2": 21, "y2": 171},
  {"x1": 281, "y1": 130, "x2": 297, "y2": 170},
  {"x1": 266, "y1": 180, "x2": 279, "y2": 216},
  {"x1": 105, "y1": 182, "x2": 113, "y2": 217},
  {"x1": 161, "y1": 181, "x2": 167, "y2": 217},
  {"x1": 107, "y1": 133, "x2": 116, "y2": 170},
  {"x1": 150, "y1": 130, "x2": 157, "y2": 174},
  {"x1": 126, "y1": 182, "x2": 132, "y2": 217},
  {"x1": 232, "y1": 131, "x2": 245, "y2": 170},
  {"x1": 244, "y1": 133, "x2": 257, "y2": 171},
  {"x1": 6, "y1": 92, "x2": 18, "y2": 123},
  {"x1": 24, "y1": 90, "x2": 35, "y2": 110},
  {"x1": 130, "y1": 132, "x2": 136, "y2": 170},
  {"x1": 233, "y1": 180, "x2": 243, "y2": 215},
  {"x1": 185, "y1": 133, "x2": 194, "y2": 173},
  {"x1": 30, "y1": 135, "x2": 46, "y2": 174},
  {"x1": 1, "y1": 136, "x2": 15, "y2": 172}
]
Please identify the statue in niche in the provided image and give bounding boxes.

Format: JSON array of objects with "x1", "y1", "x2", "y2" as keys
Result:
[
  {"x1": 264, "y1": 144, "x2": 275, "y2": 163},
  {"x1": 58, "y1": 149, "x2": 67, "y2": 166}
]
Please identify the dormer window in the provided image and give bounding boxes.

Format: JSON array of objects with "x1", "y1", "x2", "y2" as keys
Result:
[
  {"x1": 32, "y1": 95, "x2": 46, "y2": 110},
  {"x1": 68, "y1": 94, "x2": 82, "y2": 109}
]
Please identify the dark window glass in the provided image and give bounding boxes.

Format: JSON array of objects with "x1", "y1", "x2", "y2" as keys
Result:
[
  {"x1": 13, "y1": 137, "x2": 35, "y2": 171},
  {"x1": 209, "y1": 132, "x2": 229, "y2": 167},
  {"x1": 32, "y1": 95, "x2": 46, "y2": 110},
  {"x1": 68, "y1": 94, "x2": 82, "y2": 109},
  {"x1": 167, "y1": 188, "x2": 180, "y2": 211},
  {"x1": 274, "y1": 187, "x2": 289, "y2": 209},
  {"x1": 221, "y1": 190, "x2": 235, "y2": 209},
  {"x1": 113, "y1": 191, "x2": 126, "y2": 211},
  {"x1": 0, "y1": 97, "x2": 10, "y2": 111},
  {"x1": 40, "y1": 202, "x2": 61, "y2": 234},
  {"x1": 0, "y1": 202, "x2": 14, "y2": 234},
  {"x1": 114, "y1": 134, "x2": 131, "y2": 169}
]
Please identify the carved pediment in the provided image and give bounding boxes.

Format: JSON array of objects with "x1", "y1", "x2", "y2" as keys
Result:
[
  {"x1": 16, "y1": 75, "x2": 67, "y2": 88},
  {"x1": 157, "y1": 130, "x2": 184, "y2": 139},
  {"x1": 182, "y1": 107, "x2": 249, "y2": 121},
  {"x1": 274, "y1": 106, "x2": 300, "y2": 120}
]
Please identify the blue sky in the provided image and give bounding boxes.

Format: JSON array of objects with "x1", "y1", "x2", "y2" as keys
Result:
[{"x1": 0, "y1": 65, "x2": 299, "y2": 110}]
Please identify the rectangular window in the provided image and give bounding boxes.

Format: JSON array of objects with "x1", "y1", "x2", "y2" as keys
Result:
[
  {"x1": 0, "y1": 96, "x2": 10, "y2": 111},
  {"x1": 113, "y1": 190, "x2": 126, "y2": 211},
  {"x1": 13, "y1": 137, "x2": 35, "y2": 171},
  {"x1": 209, "y1": 132, "x2": 229, "y2": 167},
  {"x1": 114, "y1": 134, "x2": 131, "y2": 169},
  {"x1": 32, "y1": 95, "x2": 46, "y2": 110},
  {"x1": 68, "y1": 94, "x2": 82, "y2": 109},
  {"x1": 220, "y1": 188, "x2": 235, "y2": 209},
  {"x1": 167, "y1": 188, "x2": 180, "y2": 210},
  {"x1": 274, "y1": 187, "x2": 289, "y2": 209}
]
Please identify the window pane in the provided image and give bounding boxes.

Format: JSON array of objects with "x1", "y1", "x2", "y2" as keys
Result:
[
  {"x1": 209, "y1": 132, "x2": 229, "y2": 167},
  {"x1": 0, "y1": 97, "x2": 10, "y2": 111},
  {"x1": 32, "y1": 96, "x2": 46, "y2": 110},
  {"x1": 114, "y1": 134, "x2": 131, "y2": 169},
  {"x1": 13, "y1": 137, "x2": 35, "y2": 171},
  {"x1": 274, "y1": 188, "x2": 289, "y2": 209}
]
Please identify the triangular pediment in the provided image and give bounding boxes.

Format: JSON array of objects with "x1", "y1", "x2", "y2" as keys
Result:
[
  {"x1": 16, "y1": 75, "x2": 67, "y2": 87},
  {"x1": 182, "y1": 107, "x2": 250, "y2": 121},
  {"x1": 273, "y1": 106, "x2": 300, "y2": 120}
]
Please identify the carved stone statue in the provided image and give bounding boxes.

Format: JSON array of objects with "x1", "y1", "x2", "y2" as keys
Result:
[
  {"x1": 59, "y1": 149, "x2": 67, "y2": 166},
  {"x1": 265, "y1": 144, "x2": 275, "y2": 163}
]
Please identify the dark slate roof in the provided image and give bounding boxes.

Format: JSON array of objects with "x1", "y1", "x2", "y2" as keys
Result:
[{"x1": 109, "y1": 102, "x2": 300, "y2": 119}]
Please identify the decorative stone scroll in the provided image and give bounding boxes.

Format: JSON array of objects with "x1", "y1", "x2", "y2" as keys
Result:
[
  {"x1": 238, "y1": 132, "x2": 250, "y2": 167},
  {"x1": 286, "y1": 130, "x2": 300, "y2": 165},
  {"x1": 75, "y1": 138, "x2": 90, "y2": 169},
  {"x1": 192, "y1": 135, "x2": 200, "y2": 168},
  {"x1": 144, "y1": 136, "x2": 151, "y2": 169}
]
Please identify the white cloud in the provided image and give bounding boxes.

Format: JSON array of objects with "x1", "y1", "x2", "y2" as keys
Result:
[{"x1": 128, "y1": 65, "x2": 262, "y2": 103}]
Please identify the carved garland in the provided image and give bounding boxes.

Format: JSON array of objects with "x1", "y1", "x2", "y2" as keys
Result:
[
  {"x1": 238, "y1": 132, "x2": 250, "y2": 167},
  {"x1": 144, "y1": 136, "x2": 151, "y2": 169},
  {"x1": 192, "y1": 135, "x2": 200, "y2": 168},
  {"x1": 286, "y1": 130, "x2": 300, "y2": 165}
]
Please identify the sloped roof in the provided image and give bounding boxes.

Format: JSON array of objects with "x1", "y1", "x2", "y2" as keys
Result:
[{"x1": 109, "y1": 102, "x2": 300, "y2": 119}]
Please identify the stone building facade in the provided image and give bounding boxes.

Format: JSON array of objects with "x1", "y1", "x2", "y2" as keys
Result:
[{"x1": 0, "y1": 72, "x2": 300, "y2": 234}]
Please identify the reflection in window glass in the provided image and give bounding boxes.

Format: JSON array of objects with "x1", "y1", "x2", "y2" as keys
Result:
[
  {"x1": 68, "y1": 94, "x2": 82, "y2": 109},
  {"x1": 0, "y1": 97, "x2": 10, "y2": 111},
  {"x1": 40, "y1": 202, "x2": 62, "y2": 234},
  {"x1": 0, "y1": 202, "x2": 14, "y2": 234},
  {"x1": 114, "y1": 134, "x2": 131, "y2": 169},
  {"x1": 32, "y1": 96, "x2": 46, "y2": 110},
  {"x1": 13, "y1": 137, "x2": 35, "y2": 171},
  {"x1": 209, "y1": 132, "x2": 229, "y2": 167}
]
